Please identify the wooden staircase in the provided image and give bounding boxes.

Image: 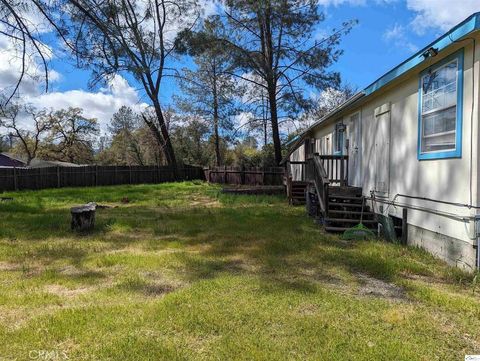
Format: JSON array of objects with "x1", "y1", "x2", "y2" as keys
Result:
[
  {"x1": 289, "y1": 181, "x2": 308, "y2": 205},
  {"x1": 288, "y1": 153, "x2": 379, "y2": 234},
  {"x1": 324, "y1": 186, "x2": 378, "y2": 233}
]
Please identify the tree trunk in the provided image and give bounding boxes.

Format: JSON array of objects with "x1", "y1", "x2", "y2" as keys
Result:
[
  {"x1": 213, "y1": 91, "x2": 221, "y2": 166},
  {"x1": 267, "y1": 85, "x2": 282, "y2": 165},
  {"x1": 144, "y1": 100, "x2": 177, "y2": 176},
  {"x1": 260, "y1": 4, "x2": 282, "y2": 165},
  {"x1": 212, "y1": 61, "x2": 222, "y2": 167}
]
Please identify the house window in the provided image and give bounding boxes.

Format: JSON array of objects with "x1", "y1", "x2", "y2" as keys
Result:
[
  {"x1": 418, "y1": 50, "x2": 463, "y2": 160},
  {"x1": 334, "y1": 122, "x2": 344, "y2": 155}
]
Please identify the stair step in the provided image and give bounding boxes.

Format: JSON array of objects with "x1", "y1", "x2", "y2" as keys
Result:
[
  {"x1": 292, "y1": 200, "x2": 305, "y2": 205},
  {"x1": 328, "y1": 195, "x2": 363, "y2": 201},
  {"x1": 329, "y1": 186, "x2": 363, "y2": 197},
  {"x1": 324, "y1": 226, "x2": 350, "y2": 232},
  {"x1": 325, "y1": 225, "x2": 377, "y2": 232},
  {"x1": 326, "y1": 218, "x2": 377, "y2": 224},
  {"x1": 328, "y1": 202, "x2": 366, "y2": 208},
  {"x1": 328, "y1": 210, "x2": 375, "y2": 216}
]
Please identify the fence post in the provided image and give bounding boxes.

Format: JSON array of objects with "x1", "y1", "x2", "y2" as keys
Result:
[
  {"x1": 262, "y1": 169, "x2": 265, "y2": 185},
  {"x1": 95, "y1": 165, "x2": 98, "y2": 187},
  {"x1": 241, "y1": 165, "x2": 245, "y2": 185},
  {"x1": 129, "y1": 166, "x2": 132, "y2": 184},
  {"x1": 56, "y1": 166, "x2": 60, "y2": 188},
  {"x1": 13, "y1": 166, "x2": 18, "y2": 191}
]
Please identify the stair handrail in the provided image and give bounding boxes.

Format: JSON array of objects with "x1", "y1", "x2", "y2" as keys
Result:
[
  {"x1": 284, "y1": 161, "x2": 293, "y2": 203},
  {"x1": 307, "y1": 154, "x2": 330, "y2": 218}
]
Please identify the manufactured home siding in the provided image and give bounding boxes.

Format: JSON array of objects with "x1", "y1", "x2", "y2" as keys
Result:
[
  {"x1": 289, "y1": 144, "x2": 305, "y2": 181},
  {"x1": 362, "y1": 41, "x2": 479, "y2": 252},
  {"x1": 299, "y1": 37, "x2": 480, "y2": 269}
]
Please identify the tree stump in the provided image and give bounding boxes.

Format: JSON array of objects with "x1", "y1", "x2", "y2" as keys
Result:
[{"x1": 71, "y1": 202, "x2": 96, "y2": 232}]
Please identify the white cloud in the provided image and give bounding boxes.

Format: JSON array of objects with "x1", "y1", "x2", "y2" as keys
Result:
[
  {"x1": 318, "y1": 0, "x2": 397, "y2": 6},
  {"x1": 199, "y1": 0, "x2": 223, "y2": 17},
  {"x1": 317, "y1": 0, "x2": 366, "y2": 6},
  {"x1": 24, "y1": 75, "x2": 148, "y2": 133},
  {"x1": 0, "y1": 31, "x2": 59, "y2": 100},
  {"x1": 407, "y1": 0, "x2": 480, "y2": 34},
  {"x1": 383, "y1": 23, "x2": 418, "y2": 53}
]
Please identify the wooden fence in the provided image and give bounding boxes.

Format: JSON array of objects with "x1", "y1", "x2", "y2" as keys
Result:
[
  {"x1": 0, "y1": 165, "x2": 204, "y2": 192},
  {"x1": 204, "y1": 166, "x2": 285, "y2": 186}
]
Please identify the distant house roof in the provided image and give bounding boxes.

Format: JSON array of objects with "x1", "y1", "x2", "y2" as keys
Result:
[
  {"x1": 0, "y1": 153, "x2": 83, "y2": 168},
  {"x1": 29, "y1": 159, "x2": 83, "y2": 168},
  {"x1": 0, "y1": 153, "x2": 27, "y2": 168}
]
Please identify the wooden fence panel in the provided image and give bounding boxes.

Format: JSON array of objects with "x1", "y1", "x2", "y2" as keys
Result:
[
  {"x1": 0, "y1": 165, "x2": 204, "y2": 192},
  {"x1": 205, "y1": 166, "x2": 284, "y2": 186}
]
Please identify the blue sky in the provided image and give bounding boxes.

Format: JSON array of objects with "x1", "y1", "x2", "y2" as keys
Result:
[
  {"x1": 2, "y1": 0, "x2": 480, "y2": 132},
  {"x1": 47, "y1": 1, "x2": 460, "y2": 97}
]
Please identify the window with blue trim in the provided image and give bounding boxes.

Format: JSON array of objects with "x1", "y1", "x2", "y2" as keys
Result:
[{"x1": 418, "y1": 50, "x2": 463, "y2": 160}]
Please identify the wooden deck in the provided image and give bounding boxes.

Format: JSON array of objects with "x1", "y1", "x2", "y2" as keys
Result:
[
  {"x1": 222, "y1": 185, "x2": 285, "y2": 195},
  {"x1": 285, "y1": 154, "x2": 378, "y2": 233}
]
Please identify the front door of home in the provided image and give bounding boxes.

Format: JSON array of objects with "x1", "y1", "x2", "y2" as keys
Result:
[{"x1": 348, "y1": 112, "x2": 361, "y2": 186}]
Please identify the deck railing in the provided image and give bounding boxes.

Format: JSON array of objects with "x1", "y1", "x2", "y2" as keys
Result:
[
  {"x1": 286, "y1": 154, "x2": 348, "y2": 186},
  {"x1": 306, "y1": 154, "x2": 330, "y2": 217},
  {"x1": 318, "y1": 154, "x2": 349, "y2": 186}
]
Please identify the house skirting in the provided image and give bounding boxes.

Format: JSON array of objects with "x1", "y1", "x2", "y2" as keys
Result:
[{"x1": 407, "y1": 224, "x2": 476, "y2": 271}]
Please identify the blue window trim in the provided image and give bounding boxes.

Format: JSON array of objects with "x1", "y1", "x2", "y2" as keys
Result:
[{"x1": 417, "y1": 49, "x2": 464, "y2": 161}]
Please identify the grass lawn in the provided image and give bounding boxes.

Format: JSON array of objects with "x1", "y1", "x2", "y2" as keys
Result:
[{"x1": 1, "y1": 182, "x2": 480, "y2": 360}]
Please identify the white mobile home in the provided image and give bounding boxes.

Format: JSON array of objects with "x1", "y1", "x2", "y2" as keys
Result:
[{"x1": 285, "y1": 12, "x2": 480, "y2": 271}]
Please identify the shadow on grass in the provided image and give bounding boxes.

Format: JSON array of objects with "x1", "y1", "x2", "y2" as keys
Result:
[{"x1": 1, "y1": 185, "x2": 473, "y2": 295}]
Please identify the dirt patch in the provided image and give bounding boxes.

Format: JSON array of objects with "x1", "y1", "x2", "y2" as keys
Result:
[
  {"x1": 401, "y1": 272, "x2": 447, "y2": 285},
  {"x1": 0, "y1": 305, "x2": 64, "y2": 331},
  {"x1": 143, "y1": 282, "x2": 176, "y2": 296},
  {"x1": 140, "y1": 271, "x2": 184, "y2": 296},
  {"x1": 0, "y1": 262, "x2": 17, "y2": 271},
  {"x1": 356, "y1": 273, "x2": 406, "y2": 301},
  {"x1": 297, "y1": 303, "x2": 319, "y2": 316},
  {"x1": 222, "y1": 257, "x2": 259, "y2": 273},
  {"x1": 190, "y1": 196, "x2": 220, "y2": 208},
  {"x1": 59, "y1": 265, "x2": 85, "y2": 277},
  {"x1": 44, "y1": 284, "x2": 94, "y2": 298}
]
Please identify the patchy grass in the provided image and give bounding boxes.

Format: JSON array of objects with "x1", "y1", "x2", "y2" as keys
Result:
[{"x1": 0, "y1": 182, "x2": 479, "y2": 360}]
